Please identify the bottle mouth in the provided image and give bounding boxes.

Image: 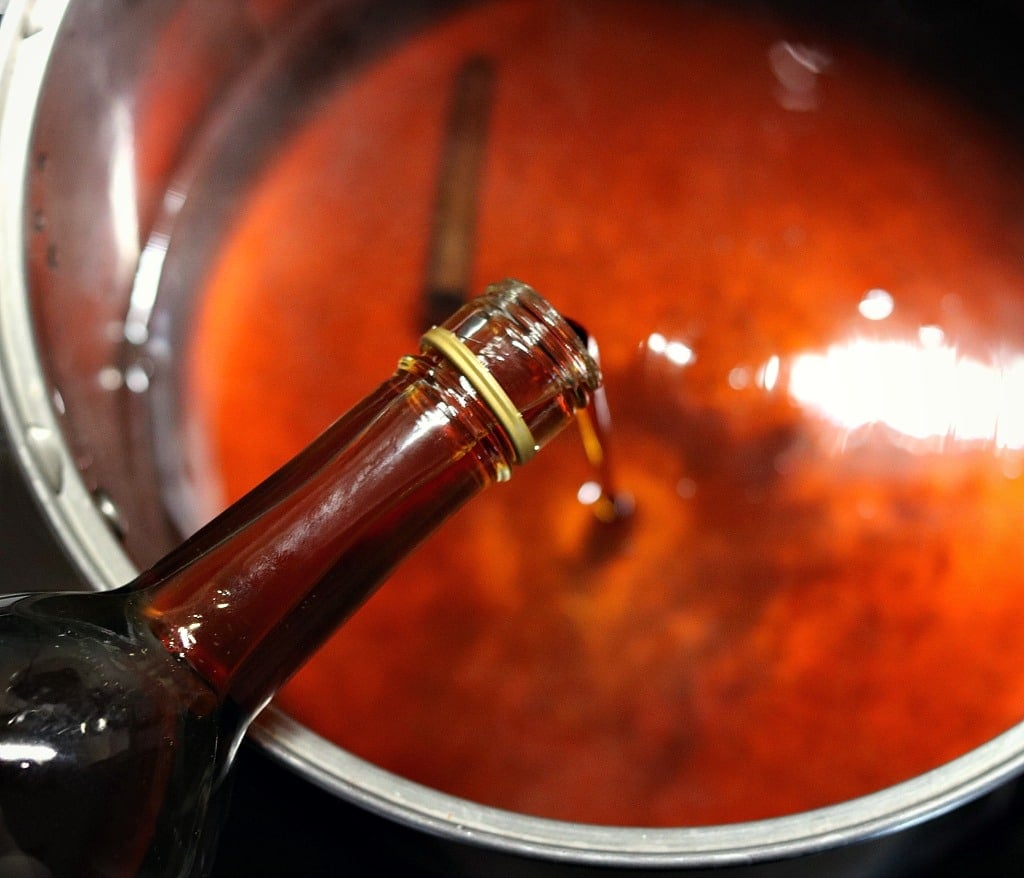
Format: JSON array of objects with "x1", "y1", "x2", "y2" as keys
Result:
[
  {"x1": 564, "y1": 316, "x2": 593, "y2": 349},
  {"x1": 423, "y1": 278, "x2": 603, "y2": 460},
  {"x1": 480, "y1": 278, "x2": 603, "y2": 391}
]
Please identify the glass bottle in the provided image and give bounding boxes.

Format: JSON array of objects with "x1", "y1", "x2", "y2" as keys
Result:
[{"x1": 0, "y1": 279, "x2": 600, "y2": 878}]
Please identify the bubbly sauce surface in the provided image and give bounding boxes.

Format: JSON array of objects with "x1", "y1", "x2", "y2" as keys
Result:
[{"x1": 183, "y1": 0, "x2": 1024, "y2": 824}]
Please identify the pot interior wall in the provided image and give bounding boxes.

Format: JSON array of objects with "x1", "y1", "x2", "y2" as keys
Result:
[{"x1": 24, "y1": 0, "x2": 443, "y2": 568}]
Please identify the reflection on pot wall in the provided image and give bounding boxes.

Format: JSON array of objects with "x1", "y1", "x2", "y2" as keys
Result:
[{"x1": 25, "y1": 0, "x2": 419, "y2": 565}]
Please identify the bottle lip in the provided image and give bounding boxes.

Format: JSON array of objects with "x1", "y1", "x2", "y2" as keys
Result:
[
  {"x1": 420, "y1": 325, "x2": 538, "y2": 463},
  {"x1": 485, "y1": 278, "x2": 602, "y2": 394}
]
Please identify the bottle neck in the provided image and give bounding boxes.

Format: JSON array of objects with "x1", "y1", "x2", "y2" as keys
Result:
[{"x1": 137, "y1": 281, "x2": 599, "y2": 717}]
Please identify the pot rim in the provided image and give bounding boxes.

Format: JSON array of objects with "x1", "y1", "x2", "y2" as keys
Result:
[{"x1": 1, "y1": 0, "x2": 1021, "y2": 867}]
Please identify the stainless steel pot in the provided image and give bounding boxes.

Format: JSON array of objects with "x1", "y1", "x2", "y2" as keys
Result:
[{"x1": 2, "y1": 1, "x2": 1024, "y2": 874}]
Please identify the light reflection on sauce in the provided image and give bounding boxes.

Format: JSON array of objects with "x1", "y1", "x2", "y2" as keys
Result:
[
  {"x1": 182, "y1": 0, "x2": 1024, "y2": 825},
  {"x1": 787, "y1": 333, "x2": 1024, "y2": 452}
]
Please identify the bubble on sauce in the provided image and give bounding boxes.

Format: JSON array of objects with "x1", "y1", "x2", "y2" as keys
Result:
[
  {"x1": 768, "y1": 40, "x2": 831, "y2": 111},
  {"x1": 646, "y1": 332, "x2": 695, "y2": 367},
  {"x1": 858, "y1": 288, "x2": 895, "y2": 321}
]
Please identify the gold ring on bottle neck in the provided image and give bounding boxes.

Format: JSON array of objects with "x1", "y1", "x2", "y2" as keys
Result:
[{"x1": 421, "y1": 325, "x2": 538, "y2": 464}]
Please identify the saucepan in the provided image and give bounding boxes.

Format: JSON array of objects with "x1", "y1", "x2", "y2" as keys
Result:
[{"x1": 3, "y1": 0, "x2": 1024, "y2": 874}]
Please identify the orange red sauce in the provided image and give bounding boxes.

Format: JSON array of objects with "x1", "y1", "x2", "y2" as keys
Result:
[{"x1": 183, "y1": 0, "x2": 1024, "y2": 824}]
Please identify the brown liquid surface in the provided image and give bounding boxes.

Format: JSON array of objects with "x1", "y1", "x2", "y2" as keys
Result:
[{"x1": 182, "y1": 0, "x2": 1024, "y2": 825}]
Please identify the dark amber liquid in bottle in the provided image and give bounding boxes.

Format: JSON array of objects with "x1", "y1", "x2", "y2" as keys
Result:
[
  {"x1": 0, "y1": 591, "x2": 226, "y2": 878},
  {"x1": 0, "y1": 283, "x2": 597, "y2": 876}
]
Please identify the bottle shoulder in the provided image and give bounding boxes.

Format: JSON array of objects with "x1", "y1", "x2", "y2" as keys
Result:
[
  {"x1": 0, "y1": 589, "x2": 218, "y2": 751},
  {"x1": 0, "y1": 591, "x2": 224, "y2": 877}
]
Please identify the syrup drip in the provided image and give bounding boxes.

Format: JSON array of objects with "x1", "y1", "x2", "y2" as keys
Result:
[{"x1": 575, "y1": 335, "x2": 634, "y2": 524}]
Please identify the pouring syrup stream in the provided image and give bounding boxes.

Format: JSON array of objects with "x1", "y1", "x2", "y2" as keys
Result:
[{"x1": 568, "y1": 323, "x2": 634, "y2": 525}]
